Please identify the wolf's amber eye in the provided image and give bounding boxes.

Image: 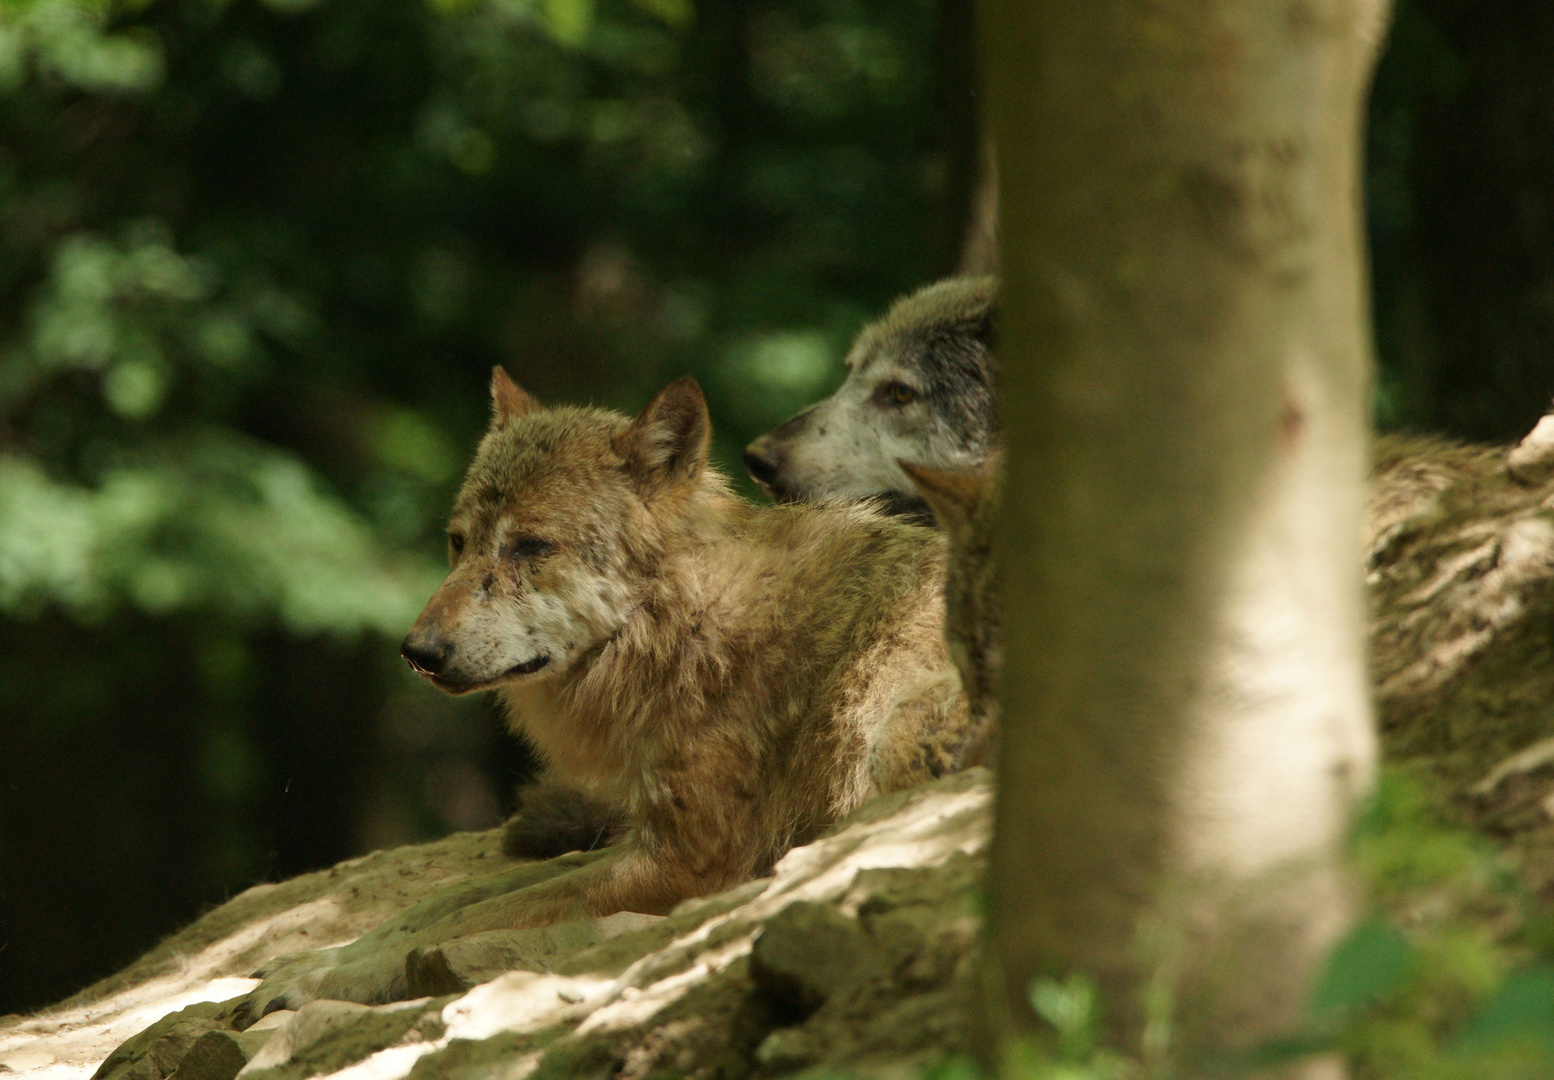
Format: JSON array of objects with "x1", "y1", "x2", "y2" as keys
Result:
[
  {"x1": 513, "y1": 537, "x2": 555, "y2": 559},
  {"x1": 878, "y1": 381, "x2": 920, "y2": 406}
]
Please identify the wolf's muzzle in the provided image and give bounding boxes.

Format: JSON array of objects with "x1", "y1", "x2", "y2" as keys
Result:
[
  {"x1": 743, "y1": 439, "x2": 803, "y2": 503},
  {"x1": 743, "y1": 441, "x2": 782, "y2": 489},
  {"x1": 400, "y1": 630, "x2": 451, "y2": 676}
]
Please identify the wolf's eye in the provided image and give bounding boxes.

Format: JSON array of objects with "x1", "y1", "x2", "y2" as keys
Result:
[
  {"x1": 448, "y1": 533, "x2": 466, "y2": 557},
  {"x1": 878, "y1": 381, "x2": 920, "y2": 406},
  {"x1": 512, "y1": 537, "x2": 555, "y2": 559}
]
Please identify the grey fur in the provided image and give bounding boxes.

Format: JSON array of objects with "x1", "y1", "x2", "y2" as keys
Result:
[{"x1": 744, "y1": 277, "x2": 999, "y2": 517}]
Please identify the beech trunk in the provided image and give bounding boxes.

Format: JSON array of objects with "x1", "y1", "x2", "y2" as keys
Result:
[{"x1": 978, "y1": 0, "x2": 1391, "y2": 1070}]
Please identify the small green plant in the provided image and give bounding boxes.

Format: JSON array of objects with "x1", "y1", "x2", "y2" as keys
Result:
[{"x1": 940, "y1": 767, "x2": 1554, "y2": 1080}]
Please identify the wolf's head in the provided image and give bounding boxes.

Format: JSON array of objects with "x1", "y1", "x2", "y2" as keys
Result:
[
  {"x1": 401, "y1": 370, "x2": 714, "y2": 693},
  {"x1": 743, "y1": 277, "x2": 997, "y2": 519}
]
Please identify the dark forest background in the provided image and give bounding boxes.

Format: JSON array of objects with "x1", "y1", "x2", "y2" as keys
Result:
[{"x1": 0, "y1": 0, "x2": 1549, "y2": 1015}]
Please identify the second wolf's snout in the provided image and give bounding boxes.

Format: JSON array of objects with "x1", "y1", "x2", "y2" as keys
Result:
[
  {"x1": 744, "y1": 411, "x2": 815, "y2": 500},
  {"x1": 742, "y1": 436, "x2": 782, "y2": 490}
]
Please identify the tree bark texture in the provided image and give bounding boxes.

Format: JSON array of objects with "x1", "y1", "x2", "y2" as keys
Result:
[{"x1": 979, "y1": 0, "x2": 1391, "y2": 1069}]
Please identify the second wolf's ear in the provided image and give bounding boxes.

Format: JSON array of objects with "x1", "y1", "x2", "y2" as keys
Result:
[
  {"x1": 616, "y1": 377, "x2": 711, "y2": 488},
  {"x1": 491, "y1": 367, "x2": 541, "y2": 427},
  {"x1": 899, "y1": 454, "x2": 1001, "y2": 527},
  {"x1": 972, "y1": 303, "x2": 998, "y2": 350}
]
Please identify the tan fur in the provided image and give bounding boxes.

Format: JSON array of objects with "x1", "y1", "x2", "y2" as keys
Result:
[
  {"x1": 901, "y1": 454, "x2": 1002, "y2": 770},
  {"x1": 423, "y1": 374, "x2": 971, "y2": 909},
  {"x1": 237, "y1": 374, "x2": 970, "y2": 1019}
]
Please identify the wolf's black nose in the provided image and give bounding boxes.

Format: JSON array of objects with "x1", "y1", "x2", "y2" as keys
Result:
[
  {"x1": 743, "y1": 443, "x2": 781, "y2": 487},
  {"x1": 401, "y1": 631, "x2": 450, "y2": 676}
]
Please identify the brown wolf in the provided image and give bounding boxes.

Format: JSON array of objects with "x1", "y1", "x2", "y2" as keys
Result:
[
  {"x1": 512, "y1": 278, "x2": 1002, "y2": 857},
  {"x1": 238, "y1": 370, "x2": 968, "y2": 1018}
]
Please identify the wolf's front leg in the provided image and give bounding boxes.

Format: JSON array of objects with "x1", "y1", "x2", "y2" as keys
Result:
[
  {"x1": 869, "y1": 668, "x2": 970, "y2": 793},
  {"x1": 235, "y1": 849, "x2": 605, "y2": 1026}
]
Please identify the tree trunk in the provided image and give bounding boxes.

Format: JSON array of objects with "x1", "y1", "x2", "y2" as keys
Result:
[{"x1": 978, "y1": 0, "x2": 1391, "y2": 1071}]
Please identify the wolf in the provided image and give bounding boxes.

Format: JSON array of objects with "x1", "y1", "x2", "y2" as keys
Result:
[
  {"x1": 503, "y1": 276, "x2": 1003, "y2": 856},
  {"x1": 237, "y1": 370, "x2": 969, "y2": 1019},
  {"x1": 743, "y1": 276, "x2": 998, "y2": 520},
  {"x1": 899, "y1": 455, "x2": 1002, "y2": 770}
]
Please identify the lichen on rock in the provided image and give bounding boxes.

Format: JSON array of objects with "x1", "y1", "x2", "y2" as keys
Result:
[{"x1": 3, "y1": 773, "x2": 991, "y2": 1080}]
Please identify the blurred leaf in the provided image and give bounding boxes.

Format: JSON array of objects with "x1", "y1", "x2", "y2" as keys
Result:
[
  {"x1": 1455, "y1": 967, "x2": 1554, "y2": 1056},
  {"x1": 1308, "y1": 919, "x2": 1415, "y2": 1026},
  {"x1": 1028, "y1": 974, "x2": 1098, "y2": 1063},
  {"x1": 629, "y1": 0, "x2": 691, "y2": 29},
  {"x1": 0, "y1": 442, "x2": 444, "y2": 634},
  {"x1": 369, "y1": 408, "x2": 459, "y2": 484},
  {"x1": 0, "y1": 1, "x2": 163, "y2": 93},
  {"x1": 543, "y1": 0, "x2": 593, "y2": 47}
]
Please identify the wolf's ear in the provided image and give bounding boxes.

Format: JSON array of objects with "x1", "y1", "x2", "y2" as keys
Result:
[
  {"x1": 899, "y1": 454, "x2": 1001, "y2": 527},
  {"x1": 972, "y1": 303, "x2": 998, "y2": 349},
  {"x1": 491, "y1": 367, "x2": 541, "y2": 426},
  {"x1": 616, "y1": 377, "x2": 711, "y2": 488}
]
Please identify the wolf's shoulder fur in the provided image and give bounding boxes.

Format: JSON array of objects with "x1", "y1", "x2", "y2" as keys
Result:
[{"x1": 902, "y1": 455, "x2": 1002, "y2": 770}]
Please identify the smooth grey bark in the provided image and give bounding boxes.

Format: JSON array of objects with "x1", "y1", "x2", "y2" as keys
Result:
[{"x1": 978, "y1": 0, "x2": 1391, "y2": 1070}]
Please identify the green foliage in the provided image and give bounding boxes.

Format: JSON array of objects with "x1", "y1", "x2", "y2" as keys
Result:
[
  {"x1": 1245, "y1": 771, "x2": 1554, "y2": 1077},
  {"x1": 0, "y1": 438, "x2": 442, "y2": 630},
  {"x1": 0, "y1": 0, "x2": 954, "y2": 635},
  {"x1": 946, "y1": 771, "x2": 1554, "y2": 1080},
  {"x1": 0, "y1": 0, "x2": 164, "y2": 94},
  {"x1": 0, "y1": 0, "x2": 968, "y2": 1013},
  {"x1": 1308, "y1": 920, "x2": 1415, "y2": 1030}
]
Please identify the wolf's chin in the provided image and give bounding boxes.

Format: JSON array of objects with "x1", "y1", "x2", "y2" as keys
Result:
[
  {"x1": 752, "y1": 477, "x2": 795, "y2": 503},
  {"x1": 758, "y1": 478, "x2": 934, "y2": 526},
  {"x1": 869, "y1": 490, "x2": 935, "y2": 526},
  {"x1": 419, "y1": 654, "x2": 552, "y2": 695},
  {"x1": 503, "y1": 654, "x2": 553, "y2": 678}
]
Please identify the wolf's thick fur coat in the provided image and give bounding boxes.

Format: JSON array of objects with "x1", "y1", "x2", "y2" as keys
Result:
[
  {"x1": 237, "y1": 373, "x2": 969, "y2": 1017},
  {"x1": 501, "y1": 777, "x2": 626, "y2": 859},
  {"x1": 466, "y1": 378, "x2": 967, "y2": 901}
]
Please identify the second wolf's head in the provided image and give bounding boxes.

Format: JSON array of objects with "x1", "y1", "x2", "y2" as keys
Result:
[
  {"x1": 401, "y1": 369, "x2": 718, "y2": 693},
  {"x1": 743, "y1": 276, "x2": 997, "y2": 518}
]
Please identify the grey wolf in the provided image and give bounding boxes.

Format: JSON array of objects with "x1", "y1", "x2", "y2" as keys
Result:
[
  {"x1": 900, "y1": 455, "x2": 1002, "y2": 770},
  {"x1": 237, "y1": 370, "x2": 969, "y2": 1019},
  {"x1": 743, "y1": 276, "x2": 998, "y2": 519}
]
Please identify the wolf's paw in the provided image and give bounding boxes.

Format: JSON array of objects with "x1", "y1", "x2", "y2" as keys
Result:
[{"x1": 235, "y1": 944, "x2": 409, "y2": 1028}]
